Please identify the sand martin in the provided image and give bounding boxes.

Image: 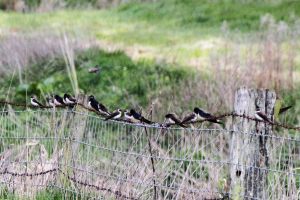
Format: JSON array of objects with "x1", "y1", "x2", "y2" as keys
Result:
[
  {"x1": 181, "y1": 109, "x2": 198, "y2": 124},
  {"x1": 88, "y1": 95, "x2": 100, "y2": 112},
  {"x1": 255, "y1": 107, "x2": 272, "y2": 123},
  {"x1": 54, "y1": 95, "x2": 65, "y2": 106},
  {"x1": 130, "y1": 109, "x2": 153, "y2": 124},
  {"x1": 98, "y1": 103, "x2": 110, "y2": 116},
  {"x1": 194, "y1": 107, "x2": 222, "y2": 124},
  {"x1": 88, "y1": 65, "x2": 100, "y2": 74},
  {"x1": 105, "y1": 109, "x2": 122, "y2": 121},
  {"x1": 46, "y1": 97, "x2": 55, "y2": 107},
  {"x1": 88, "y1": 95, "x2": 109, "y2": 115},
  {"x1": 124, "y1": 110, "x2": 135, "y2": 122},
  {"x1": 63, "y1": 93, "x2": 77, "y2": 105},
  {"x1": 165, "y1": 113, "x2": 187, "y2": 128},
  {"x1": 30, "y1": 96, "x2": 44, "y2": 107}
]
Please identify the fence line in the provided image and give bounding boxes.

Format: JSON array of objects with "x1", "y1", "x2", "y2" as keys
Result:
[
  {"x1": 1, "y1": 139, "x2": 299, "y2": 177},
  {"x1": 0, "y1": 100, "x2": 299, "y2": 130},
  {"x1": 0, "y1": 109, "x2": 299, "y2": 199}
]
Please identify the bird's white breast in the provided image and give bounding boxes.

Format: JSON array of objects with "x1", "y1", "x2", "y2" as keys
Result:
[
  {"x1": 168, "y1": 118, "x2": 175, "y2": 123},
  {"x1": 54, "y1": 99, "x2": 62, "y2": 105},
  {"x1": 114, "y1": 113, "x2": 122, "y2": 119},
  {"x1": 31, "y1": 100, "x2": 39, "y2": 106}
]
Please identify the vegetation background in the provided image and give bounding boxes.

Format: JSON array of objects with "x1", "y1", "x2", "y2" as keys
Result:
[{"x1": 0, "y1": 0, "x2": 299, "y2": 198}]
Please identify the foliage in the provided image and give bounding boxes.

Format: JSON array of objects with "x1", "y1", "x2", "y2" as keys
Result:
[
  {"x1": 0, "y1": 48, "x2": 190, "y2": 109},
  {"x1": 117, "y1": 0, "x2": 300, "y2": 31}
]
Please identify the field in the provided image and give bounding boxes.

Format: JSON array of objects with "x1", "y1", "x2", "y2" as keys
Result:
[{"x1": 0, "y1": 0, "x2": 300, "y2": 199}]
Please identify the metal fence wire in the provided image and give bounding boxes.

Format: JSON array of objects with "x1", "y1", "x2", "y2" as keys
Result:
[{"x1": 0, "y1": 109, "x2": 299, "y2": 200}]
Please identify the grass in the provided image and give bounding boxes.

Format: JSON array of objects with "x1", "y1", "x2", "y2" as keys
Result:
[
  {"x1": 1, "y1": 0, "x2": 300, "y2": 65},
  {"x1": 0, "y1": 1, "x2": 300, "y2": 198},
  {"x1": 0, "y1": 48, "x2": 190, "y2": 110},
  {"x1": 0, "y1": 186, "x2": 86, "y2": 199}
]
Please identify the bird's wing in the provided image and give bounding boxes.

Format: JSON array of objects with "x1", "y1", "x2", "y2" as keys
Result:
[
  {"x1": 33, "y1": 99, "x2": 43, "y2": 107},
  {"x1": 57, "y1": 96, "x2": 65, "y2": 104},
  {"x1": 202, "y1": 111, "x2": 215, "y2": 119},
  {"x1": 99, "y1": 104, "x2": 109, "y2": 113},
  {"x1": 181, "y1": 114, "x2": 195, "y2": 124},
  {"x1": 207, "y1": 118, "x2": 223, "y2": 124},
  {"x1": 105, "y1": 111, "x2": 119, "y2": 121},
  {"x1": 131, "y1": 110, "x2": 141, "y2": 119},
  {"x1": 140, "y1": 116, "x2": 153, "y2": 124},
  {"x1": 279, "y1": 105, "x2": 292, "y2": 114},
  {"x1": 171, "y1": 116, "x2": 182, "y2": 124},
  {"x1": 69, "y1": 96, "x2": 77, "y2": 102},
  {"x1": 257, "y1": 112, "x2": 271, "y2": 122}
]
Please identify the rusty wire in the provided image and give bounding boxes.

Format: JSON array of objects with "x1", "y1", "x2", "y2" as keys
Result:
[{"x1": 0, "y1": 100, "x2": 299, "y2": 130}]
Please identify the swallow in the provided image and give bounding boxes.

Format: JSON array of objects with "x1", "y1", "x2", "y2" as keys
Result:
[
  {"x1": 181, "y1": 109, "x2": 198, "y2": 124},
  {"x1": 88, "y1": 95, "x2": 110, "y2": 115},
  {"x1": 46, "y1": 97, "x2": 55, "y2": 107},
  {"x1": 105, "y1": 109, "x2": 122, "y2": 121},
  {"x1": 124, "y1": 110, "x2": 135, "y2": 122},
  {"x1": 130, "y1": 109, "x2": 153, "y2": 124},
  {"x1": 63, "y1": 93, "x2": 77, "y2": 105},
  {"x1": 165, "y1": 113, "x2": 187, "y2": 128},
  {"x1": 255, "y1": 108, "x2": 272, "y2": 123},
  {"x1": 88, "y1": 65, "x2": 100, "y2": 74},
  {"x1": 30, "y1": 96, "x2": 44, "y2": 107},
  {"x1": 98, "y1": 103, "x2": 110, "y2": 116},
  {"x1": 54, "y1": 95, "x2": 65, "y2": 106},
  {"x1": 194, "y1": 107, "x2": 222, "y2": 124},
  {"x1": 279, "y1": 105, "x2": 292, "y2": 114},
  {"x1": 88, "y1": 95, "x2": 100, "y2": 111}
]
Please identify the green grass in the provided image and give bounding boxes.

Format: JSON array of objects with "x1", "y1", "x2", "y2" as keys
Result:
[
  {"x1": 0, "y1": 186, "x2": 85, "y2": 200},
  {"x1": 1, "y1": 0, "x2": 300, "y2": 65},
  {"x1": 0, "y1": 48, "x2": 190, "y2": 109}
]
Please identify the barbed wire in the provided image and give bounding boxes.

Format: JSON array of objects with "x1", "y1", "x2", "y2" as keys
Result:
[
  {"x1": 0, "y1": 159, "x2": 223, "y2": 195},
  {"x1": 0, "y1": 112, "x2": 299, "y2": 140},
  {"x1": 1, "y1": 135, "x2": 299, "y2": 176},
  {"x1": 0, "y1": 166, "x2": 224, "y2": 199},
  {"x1": 58, "y1": 169, "x2": 137, "y2": 200},
  {"x1": 0, "y1": 168, "x2": 58, "y2": 177},
  {"x1": 0, "y1": 108, "x2": 298, "y2": 199},
  {"x1": 0, "y1": 167, "x2": 137, "y2": 200},
  {"x1": 0, "y1": 100, "x2": 299, "y2": 131}
]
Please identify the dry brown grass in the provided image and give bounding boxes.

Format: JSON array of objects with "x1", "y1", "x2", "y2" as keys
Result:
[
  {"x1": 0, "y1": 31, "x2": 94, "y2": 79},
  {"x1": 150, "y1": 16, "x2": 300, "y2": 120}
]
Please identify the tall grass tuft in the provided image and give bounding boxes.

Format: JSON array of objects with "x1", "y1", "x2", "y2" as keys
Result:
[{"x1": 60, "y1": 33, "x2": 79, "y2": 96}]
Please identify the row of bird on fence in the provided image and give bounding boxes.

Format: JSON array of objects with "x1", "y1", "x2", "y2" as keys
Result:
[{"x1": 30, "y1": 94, "x2": 290, "y2": 128}]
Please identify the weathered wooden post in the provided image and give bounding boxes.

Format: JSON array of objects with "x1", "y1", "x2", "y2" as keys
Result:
[{"x1": 229, "y1": 87, "x2": 276, "y2": 199}]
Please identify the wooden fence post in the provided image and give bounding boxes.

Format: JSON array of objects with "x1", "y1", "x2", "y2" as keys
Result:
[{"x1": 229, "y1": 87, "x2": 276, "y2": 199}]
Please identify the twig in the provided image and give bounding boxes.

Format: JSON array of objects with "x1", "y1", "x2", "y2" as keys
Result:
[{"x1": 144, "y1": 127, "x2": 157, "y2": 200}]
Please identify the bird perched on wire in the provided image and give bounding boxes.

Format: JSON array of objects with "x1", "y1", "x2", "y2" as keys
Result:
[
  {"x1": 98, "y1": 103, "x2": 110, "y2": 116},
  {"x1": 88, "y1": 65, "x2": 101, "y2": 74},
  {"x1": 105, "y1": 109, "x2": 122, "y2": 121},
  {"x1": 130, "y1": 109, "x2": 153, "y2": 124},
  {"x1": 63, "y1": 93, "x2": 77, "y2": 105},
  {"x1": 88, "y1": 95, "x2": 110, "y2": 116},
  {"x1": 255, "y1": 107, "x2": 272, "y2": 123},
  {"x1": 46, "y1": 97, "x2": 55, "y2": 107},
  {"x1": 30, "y1": 96, "x2": 44, "y2": 107},
  {"x1": 124, "y1": 110, "x2": 134, "y2": 122},
  {"x1": 88, "y1": 95, "x2": 99, "y2": 111},
  {"x1": 54, "y1": 95, "x2": 65, "y2": 106},
  {"x1": 194, "y1": 107, "x2": 223, "y2": 124},
  {"x1": 165, "y1": 113, "x2": 186, "y2": 128},
  {"x1": 181, "y1": 108, "x2": 198, "y2": 124}
]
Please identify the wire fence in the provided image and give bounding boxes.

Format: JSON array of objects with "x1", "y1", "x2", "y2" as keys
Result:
[{"x1": 0, "y1": 108, "x2": 299, "y2": 199}]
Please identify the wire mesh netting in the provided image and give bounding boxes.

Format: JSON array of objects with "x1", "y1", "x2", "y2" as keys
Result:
[{"x1": 0, "y1": 109, "x2": 299, "y2": 199}]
